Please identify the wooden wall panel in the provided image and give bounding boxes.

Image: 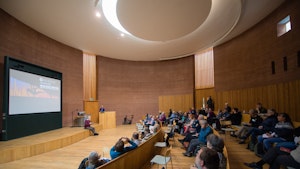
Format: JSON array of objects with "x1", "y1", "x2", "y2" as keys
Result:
[
  {"x1": 195, "y1": 88, "x2": 216, "y2": 110},
  {"x1": 195, "y1": 80, "x2": 300, "y2": 121},
  {"x1": 158, "y1": 94, "x2": 193, "y2": 115}
]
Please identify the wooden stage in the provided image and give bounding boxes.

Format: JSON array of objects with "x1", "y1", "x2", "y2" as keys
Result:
[{"x1": 0, "y1": 124, "x2": 267, "y2": 169}]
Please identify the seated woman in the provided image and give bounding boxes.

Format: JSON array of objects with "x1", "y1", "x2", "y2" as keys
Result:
[
  {"x1": 257, "y1": 112, "x2": 294, "y2": 151},
  {"x1": 110, "y1": 137, "x2": 137, "y2": 160}
]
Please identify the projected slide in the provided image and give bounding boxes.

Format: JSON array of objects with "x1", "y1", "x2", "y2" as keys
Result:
[{"x1": 9, "y1": 69, "x2": 61, "y2": 115}]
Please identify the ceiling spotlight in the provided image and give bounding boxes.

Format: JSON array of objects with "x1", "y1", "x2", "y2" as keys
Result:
[{"x1": 95, "y1": 11, "x2": 101, "y2": 18}]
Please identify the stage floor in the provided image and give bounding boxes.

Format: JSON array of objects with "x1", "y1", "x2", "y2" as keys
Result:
[{"x1": 0, "y1": 124, "x2": 135, "y2": 168}]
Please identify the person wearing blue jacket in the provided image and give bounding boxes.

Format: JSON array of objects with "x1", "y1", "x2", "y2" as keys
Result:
[
  {"x1": 110, "y1": 137, "x2": 137, "y2": 159},
  {"x1": 183, "y1": 120, "x2": 212, "y2": 157}
]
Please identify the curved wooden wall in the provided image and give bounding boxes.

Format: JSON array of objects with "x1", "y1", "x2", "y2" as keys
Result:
[{"x1": 195, "y1": 80, "x2": 300, "y2": 122}]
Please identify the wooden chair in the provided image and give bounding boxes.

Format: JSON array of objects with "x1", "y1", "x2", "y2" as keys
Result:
[{"x1": 150, "y1": 145, "x2": 173, "y2": 169}]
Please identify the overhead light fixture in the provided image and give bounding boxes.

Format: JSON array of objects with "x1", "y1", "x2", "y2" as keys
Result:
[{"x1": 101, "y1": 0, "x2": 131, "y2": 35}]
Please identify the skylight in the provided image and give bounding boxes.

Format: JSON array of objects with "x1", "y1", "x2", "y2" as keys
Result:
[{"x1": 101, "y1": 0, "x2": 131, "y2": 36}]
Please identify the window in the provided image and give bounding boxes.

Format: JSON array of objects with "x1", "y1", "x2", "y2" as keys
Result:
[{"x1": 277, "y1": 15, "x2": 291, "y2": 37}]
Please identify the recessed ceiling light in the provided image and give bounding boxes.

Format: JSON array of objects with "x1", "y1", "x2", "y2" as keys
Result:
[{"x1": 95, "y1": 11, "x2": 101, "y2": 18}]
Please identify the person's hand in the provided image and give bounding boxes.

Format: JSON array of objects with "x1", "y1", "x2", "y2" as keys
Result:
[
  {"x1": 258, "y1": 126, "x2": 263, "y2": 129},
  {"x1": 190, "y1": 164, "x2": 198, "y2": 169}
]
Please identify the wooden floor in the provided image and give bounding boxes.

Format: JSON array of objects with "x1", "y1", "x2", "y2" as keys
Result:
[{"x1": 0, "y1": 125, "x2": 269, "y2": 169}]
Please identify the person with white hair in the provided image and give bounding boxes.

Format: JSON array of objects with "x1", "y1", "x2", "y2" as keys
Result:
[
  {"x1": 78, "y1": 151, "x2": 110, "y2": 169},
  {"x1": 183, "y1": 120, "x2": 213, "y2": 157}
]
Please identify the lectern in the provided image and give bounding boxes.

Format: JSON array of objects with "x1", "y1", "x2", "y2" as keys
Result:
[
  {"x1": 99, "y1": 111, "x2": 116, "y2": 129},
  {"x1": 84, "y1": 100, "x2": 99, "y2": 123}
]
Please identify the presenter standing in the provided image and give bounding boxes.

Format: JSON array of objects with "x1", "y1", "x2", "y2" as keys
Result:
[{"x1": 100, "y1": 105, "x2": 105, "y2": 113}]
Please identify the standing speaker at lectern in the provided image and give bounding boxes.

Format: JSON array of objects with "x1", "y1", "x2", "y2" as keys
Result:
[{"x1": 99, "y1": 105, "x2": 105, "y2": 113}]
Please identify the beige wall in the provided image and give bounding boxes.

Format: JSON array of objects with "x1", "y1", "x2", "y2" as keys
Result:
[
  {"x1": 0, "y1": 9, "x2": 84, "y2": 128},
  {"x1": 97, "y1": 56, "x2": 194, "y2": 125}
]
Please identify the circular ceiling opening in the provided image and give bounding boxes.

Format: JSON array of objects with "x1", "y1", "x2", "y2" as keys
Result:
[{"x1": 117, "y1": 0, "x2": 212, "y2": 41}]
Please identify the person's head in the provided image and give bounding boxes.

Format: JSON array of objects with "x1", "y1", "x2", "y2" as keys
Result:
[
  {"x1": 249, "y1": 109, "x2": 258, "y2": 117},
  {"x1": 232, "y1": 108, "x2": 239, "y2": 113},
  {"x1": 267, "y1": 109, "x2": 276, "y2": 116},
  {"x1": 88, "y1": 151, "x2": 100, "y2": 164},
  {"x1": 198, "y1": 114, "x2": 204, "y2": 121},
  {"x1": 195, "y1": 147, "x2": 219, "y2": 169},
  {"x1": 256, "y1": 102, "x2": 262, "y2": 108},
  {"x1": 114, "y1": 140, "x2": 124, "y2": 152},
  {"x1": 206, "y1": 134, "x2": 224, "y2": 153},
  {"x1": 132, "y1": 132, "x2": 139, "y2": 140},
  {"x1": 277, "y1": 112, "x2": 292, "y2": 123},
  {"x1": 200, "y1": 120, "x2": 208, "y2": 128}
]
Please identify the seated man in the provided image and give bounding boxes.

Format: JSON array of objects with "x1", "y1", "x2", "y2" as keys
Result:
[
  {"x1": 244, "y1": 144, "x2": 300, "y2": 169},
  {"x1": 84, "y1": 118, "x2": 98, "y2": 136},
  {"x1": 190, "y1": 147, "x2": 220, "y2": 169},
  {"x1": 131, "y1": 132, "x2": 141, "y2": 146},
  {"x1": 78, "y1": 151, "x2": 110, "y2": 169},
  {"x1": 110, "y1": 137, "x2": 137, "y2": 159},
  {"x1": 183, "y1": 120, "x2": 212, "y2": 157},
  {"x1": 239, "y1": 109, "x2": 277, "y2": 144},
  {"x1": 232, "y1": 109, "x2": 262, "y2": 138}
]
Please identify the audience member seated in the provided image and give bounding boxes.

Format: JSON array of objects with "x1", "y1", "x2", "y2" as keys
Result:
[
  {"x1": 78, "y1": 151, "x2": 110, "y2": 169},
  {"x1": 169, "y1": 111, "x2": 179, "y2": 125},
  {"x1": 206, "y1": 134, "x2": 227, "y2": 169},
  {"x1": 232, "y1": 109, "x2": 263, "y2": 138},
  {"x1": 244, "y1": 144, "x2": 300, "y2": 169},
  {"x1": 230, "y1": 107, "x2": 242, "y2": 125},
  {"x1": 183, "y1": 113, "x2": 197, "y2": 135},
  {"x1": 239, "y1": 109, "x2": 277, "y2": 144},
  {"x1": 149, "y1": 119, "x2": 160, "y2": 134},
  {"x1": 198, "y1": 107, "x2": 208, "y2": 116},
  {"x1": 178, "y1": 115, "x2": 204, "y2": 147},
  {"x1": 131, "y1": 132, "x2": 141, "y2": 146},
  {"x1": 190, "y1": 147, "x2": 220, "y2": 169},
  {"x1": 215, "y1": 108, "x2": 231, "y2": 130},
  {"x1": 224, "y1": 102, "x2": 232, "y2": 114},
  {"x1": 177, "y1": 111, "x2": 189, "y2": 134},
  {"x1": 110, "y1": 137, "x2": 137, "y2": 159},
  {"x1": 145, "y1": 115, "x2": 155, "y2": 127},
  {"x1": 183, "y1": 120, "x2": 213, "y2": 157},
  {"x1": 206, "y1": 108, "x2": 216, "y2": 127},
  {"x1": 275, "y1": 126, "x2": 300, "y2": 150},
  {"x1": 141, "y1": 127, "x2": 153, "y2": 142},
  {"x1": 84, "y1": 117, "x2": 98, "y2": 136},
  {"x1": 257, "y1": 112, "x2": 294, "y2": 152},
  {"x1": 158, "y1": 111, "x2": 166, "y2": 124},
  {"x1": 256, "y1": 102, "x2": 267, "y2": 115}
]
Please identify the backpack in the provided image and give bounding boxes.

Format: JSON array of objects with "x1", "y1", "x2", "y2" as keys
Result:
[
  {"x1": 247, "y1": 141, "x2": 255, "y2": 151},
  {"x1": 78, "y1": 157, "x2": 88, "y2": 169}
]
